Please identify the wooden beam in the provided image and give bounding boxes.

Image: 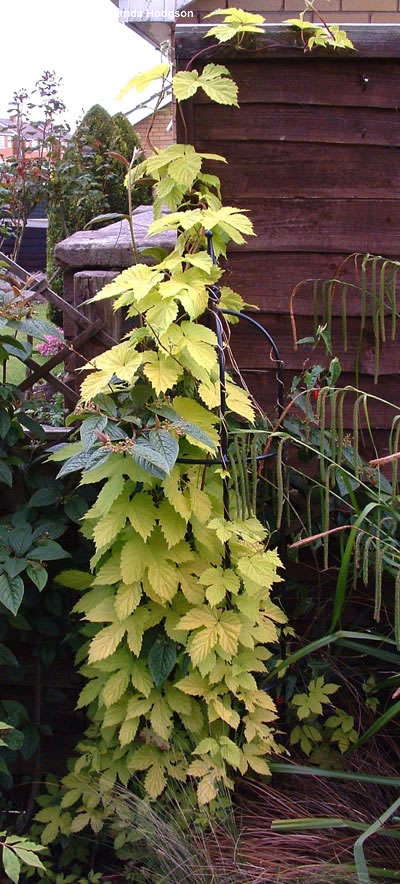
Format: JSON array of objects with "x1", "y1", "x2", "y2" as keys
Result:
[
  {"x1": 23, "y1": 356, "x2": 79, "y2": 404},
  {"x1": 0, "y1": 253, "x2": 118, "y2": 350},
  {"x1": 19, "y1": 319, "x2": 104, "y2": 393},
  {"x1": 175, "y1": 24, "x2": 400, "y2": 61}
]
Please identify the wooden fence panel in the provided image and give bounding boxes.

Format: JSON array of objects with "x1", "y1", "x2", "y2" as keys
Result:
[{"x1": 177, "y1": 52, "x2": 400, "y2": 449}]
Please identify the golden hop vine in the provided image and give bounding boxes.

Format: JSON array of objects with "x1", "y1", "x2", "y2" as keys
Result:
[
  {"x1": 35, "y1": 7, "x2": 354, "y2": 843},
  {"x1": 33, "y1": 13, "x2": 290, "y2": 844}
]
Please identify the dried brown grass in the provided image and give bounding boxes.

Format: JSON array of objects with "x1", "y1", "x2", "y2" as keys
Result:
[
  {"x1": 112, "y1": 751, "x2": 400, "y2": 883},
  {"x1": 207, "y1": 752, "x2": 400, "y2": 883}
]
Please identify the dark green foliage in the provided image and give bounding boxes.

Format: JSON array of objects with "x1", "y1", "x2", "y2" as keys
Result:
[
  {"x1": 76, "y1": 103, "x2": 114, "y2": 149},
  {"x1": 0, "y1": 276, "x2": 93, "y2": 833},
  {"x1": 110, "y1": 112, "x2": 153, "y2": 212},
  {"x1": 46, "y1": 104, "x2": 153, "y2": 308}
]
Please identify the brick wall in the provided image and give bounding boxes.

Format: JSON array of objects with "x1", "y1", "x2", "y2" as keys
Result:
[
  {"x1": 190, "y1": 0, "x2": 400, "y2": 24},
  {"x1": 134, "y1": 106, "x2": 173, "y2": 155}
]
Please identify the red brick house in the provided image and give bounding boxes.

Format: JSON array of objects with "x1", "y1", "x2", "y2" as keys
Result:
[{"x1": 132, "y1": 104, "x2": 173, "y2": 154}]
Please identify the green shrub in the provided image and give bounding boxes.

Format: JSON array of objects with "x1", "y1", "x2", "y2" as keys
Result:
[{"x1": 46, "y1": 104, "x2": 153, "y2": 314}]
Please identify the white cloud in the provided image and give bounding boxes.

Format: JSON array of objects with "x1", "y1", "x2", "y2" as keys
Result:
[{"x1": 0, "y1": 0, "x2": 159, "y2": 129}]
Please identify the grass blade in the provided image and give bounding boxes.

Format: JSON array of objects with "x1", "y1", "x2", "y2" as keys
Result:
[
  {"x1": 271, "y1": 815, "x2": 400, "y2": 839},
  {"x1": 272, "y1": 816, "x2": 365, "y2": 833},
  {"x1": 337, "y1": 639, "x2": 400, "y2": 666},
  {"x1": 269, "y1": 762, "x2": 400, "y2": 789},
  {"x1": 354, "y1": 796, "x2": 400, "y2": 884},
  {"x1": 350, "y1": 698, "x2": 400, "y2": 751},
  {"x1": 272, "y1": 629, "x2": 398, "y2": 678},
  {"x1": 330, "y1": 502, "x2": 380, "y2": 632}
]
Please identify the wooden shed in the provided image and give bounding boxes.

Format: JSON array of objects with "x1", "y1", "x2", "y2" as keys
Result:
[{"x1": 175, "y1": 24, "x2": 400, "y2": 442}]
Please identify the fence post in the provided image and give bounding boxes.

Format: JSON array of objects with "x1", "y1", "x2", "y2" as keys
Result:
[{"x1": 53, "y1": 205, "x2": 176, "y2": 391}]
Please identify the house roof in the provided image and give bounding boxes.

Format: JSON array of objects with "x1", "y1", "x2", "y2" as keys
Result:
[
  {"x1": 126, "y1": 96, "x2": 171, "y2": 125},
  {"x1": 0, "y1": 118, "x2": 44, "y2": 140},
  {"x1": 112, "y1": 1, "x2": 400, "y2": 53},
  {"x1": 110, "y1": 0, "x2": 194, "y2": 47}
]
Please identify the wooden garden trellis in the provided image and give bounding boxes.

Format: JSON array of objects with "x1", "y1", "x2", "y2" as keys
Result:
[{"x1": 0, "y1": 251, "x2": 119, "y2": 407}]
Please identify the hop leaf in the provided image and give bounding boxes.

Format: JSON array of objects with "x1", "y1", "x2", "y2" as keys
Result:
[
  {"x1": 88, "y1": 623, "x2": 126, "y2": 663},
  {"x1": 102, "y1": 670, "x2": 130, "y2": 708},
  {"x1": 169, "y1": 145, "x2": 202, "y2": 188},
  {"x1": 143, "y1": 352, "x2": 182, "y2": 395},
  {"x1": 292, "y1": 676, "x2": 339, "y2": 720},
  {"x1": 151, "y1": 695, "x2": 173, "y2": 740},
  {"x1": 173, "y1": 65, "x2": 238, "y2": 107},
  {"x1": 127, "y1": 493, "x2": 157, "y2": 542},
  {"x1": 284, "y1": 18, "x2": 354, "y2": 52},
  {"x1": 204, "y1": 8, "x2": 265, "y2": 43},
  {"x1": 80, "y1": 343, "x2": 142, "y2": 401},
  {"x1": 199, "y1": 566, "x2": 240, "y2": 606},
  {"x1": 197, "y1": 774, "x2": 218, "y2": 805},
  {"x1": 226, "y1": 381, "x2": 255, "y2": 421},
  {"x1": 199, "y1": 64, "x2": 239, "y2": 106},
  {"x1": 158, "y1": 499, "x2": 187, "y2": 549},
  {"x1": 144, "y1": 763, "x2": 167, "y2": 798},
  {"x1": 202, "y1": 205, "x2": 255, "y2": 245},
  {"x1": 172, "y1": 70, "x2": 201, "y2": 102},
  {"x1": 117, "y1": 63, "x2": 170, "y2": 99}
]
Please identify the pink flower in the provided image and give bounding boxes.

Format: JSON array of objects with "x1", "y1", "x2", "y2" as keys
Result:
[{"x1": 37, "y1": 330, "x2": 64, "y2": 358}]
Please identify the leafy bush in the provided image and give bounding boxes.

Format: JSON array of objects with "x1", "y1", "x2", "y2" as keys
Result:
[
  {"x1": 0, "y1": 71, "x2": 68, "y2": 262},
  {"x1": 46, "y1": 104, "x2": 153, "y2": 308},
  {"x1": 0, "y1": 267, "x2": 93, "y2": 869},
  {"x1": 0, "y1": 831, "x2": 45, "y2": 883}
]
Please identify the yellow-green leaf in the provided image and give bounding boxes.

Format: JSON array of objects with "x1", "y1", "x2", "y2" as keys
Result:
[
  {"x1": 200, "y1": 567, "x2": 240, "y2": 607},
  {"x1": 114, "y1": 583, "x2": 142, "y2": 620},
  {"x1": 125, "y1": 609, "x2": 148, "y2": 656},
  {"x1": 88, "y1": 622, "x2": 126, "y2": 663},
  {"x1": 76, "y1": 678, "x2": 104, "y2": 709},
  {"x1": 144, "y1": 763, "x2": 167, "y2": 799},
  {"x1": 226, "y1": 381, "x2": 255, "y2": 422},
  {"x1": 163, "y1": 468, "x2": 191, "y2": 521},
  {"x1": 198, "y1": 64, "x2": 239, "y2": 107},
  {"x1": 246, "y1": 755, "x2": 270, "y2": 775},
  {"x1": 197, "y1": 774, "x2": 217, "y2": 805},
  {"x1": 212, "y1": 696, "x2": 240, "y2": 729},
  {"x1": 117, "y1": 64, "x2": 170, "y2": 99},
  {"x1": 198, "y1": 378, "x2": 220, "y2": 409},
  {"x1": 173, "y1": 64, "x2": 238, "y2": 108},
  {"x1": 92, "y1": 552, "x2": 122, "y2": 586},
  {"x1": 131, "y1": 661, "x2": 153, "y2": 697},
  {"x1": 178, "y1": 607, "x2": 217, "y2": 630},
  {"x1": 127, "y1": 492, "x2": 157, "y2": 541},
  {"x1": 146, "y1": 298, "x2": 178, "y2": 332},
  {"x1": 143, "y1": 351, "x2": 182, "y2": 395},
  {"x1": 157, "y1": 499, "x2": 187, "y2": 549},
  {"x1": 147, "y1": 558, "x2": 180, "y2": 602},
  {"x1": 189, "y1": 485, "x2": 212, "y2": 523},
  {"x1": 127, "y1": 695, "x2": 153, "y2": 719},
  {"x1": 150, "y1": 696, "x2": 172, "y2": 741},
  {"x1": 172, "y1": 70, "x2": 201, "y2": 102},
  {"x1": 176, "y1": 673, "x2": 209, "y2": 696},
  {"x1": 93, "y1": 493, "x2": 129, "y2": 551},
  {"x1": 102, "y1": 670, "x2": 130, "y2": 708},
  {"x1": 120, "y1": 535, "x2": 148, "y2": 584},
  {"x1": 169, "y1": 145, "x2": 202, "y2": 189},
  {"x1": 217, "y1": 611, "x2": 241, "y2": 655},
  {"x1": 119, "y1": 717, "x2": 139, "y2": 746}
]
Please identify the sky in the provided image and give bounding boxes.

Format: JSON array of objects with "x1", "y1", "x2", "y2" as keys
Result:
[{"x1": 1, "y1": 0, "x2": 160, "y2": 129}]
